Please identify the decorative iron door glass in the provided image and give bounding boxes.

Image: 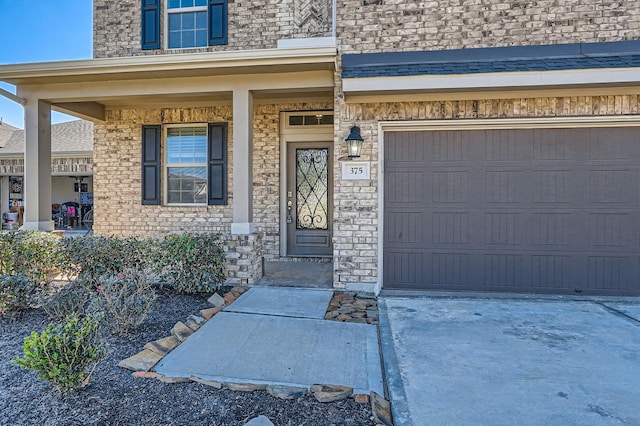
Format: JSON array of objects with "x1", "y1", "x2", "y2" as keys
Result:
[
  {"x1": 166, "y1": 127, "x2": 208, "y2": 204},
  {"x1": 297, "y1": 148, "x2": 329, "y2": 230},
  {"x1": 287, "y1": 143, "x2": 333, "y2": 256}
]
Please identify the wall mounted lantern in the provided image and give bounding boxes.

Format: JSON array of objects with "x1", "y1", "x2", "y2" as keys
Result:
[{"x1": 345, "y1": 125, "x2": 364, "y2": 158}]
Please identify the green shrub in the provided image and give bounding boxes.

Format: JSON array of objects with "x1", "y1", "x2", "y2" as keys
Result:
[
  {"x1": 0, "y1": 231, "x2": 63, "y2": 285},
  {"x1": 58, "y1": 236, "x2": 156, "y2": 287},
  {"x1": 41, "y1": 281, "x2": 93, "y2": 322},
  {"x1": 153, "y1": 232, "x2": 225, "y2": 293},
  {"x1": 13, "y1": 315, "x2": 106, "y2": 392},
  {"x1": 93, "y1": 269, "x2": 157, "y2": 334},
  {"x1": 0, "y1": 232, "x2": 14, "y2": 275},
  {"x1": 0, "y1": 274, "x2": 38, "y2": 316}
]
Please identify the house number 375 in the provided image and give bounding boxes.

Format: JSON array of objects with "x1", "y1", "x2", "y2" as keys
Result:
[{"x1": 341, "y1": 161, "x2": 371, "y2": 180}]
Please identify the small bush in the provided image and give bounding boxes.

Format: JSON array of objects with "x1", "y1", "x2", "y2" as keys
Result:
[
  {"x1": 0, "y1": 274, "x2": 38, "y2": 316},
  {"x1": 12, "y1": 315, "x2": 106, "y2": 392},
  {"x1": 93, "y1": 269, "x2": 157, "y2": 334},
  {"x1": 153, "y1": 233, "x2": 226, "y2": 293},
  {"x1": 58, "y1": 236, "x2": 156, "y2": 287},
  {"x1": 41, "y1": 281, "x2": 93, "y2": 322},
  {"x1": 0, "y1": 231, "x2": 63, "y2": 286}
]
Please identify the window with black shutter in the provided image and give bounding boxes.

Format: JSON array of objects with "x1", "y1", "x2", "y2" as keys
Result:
[
  {"x1": 141, "y1": 123, "x2": 228, "y2": 206},
  {"x1": 142, "y1": 0, "x2": 228, "y2": 50}
]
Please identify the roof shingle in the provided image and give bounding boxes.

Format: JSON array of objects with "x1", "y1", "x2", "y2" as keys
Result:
[
  {"x1": 342, "y1": 40, "x2": 640, "y2": 79},
  {"x1": 0, "y1": 120, "x2": 93, "y2": 156}
]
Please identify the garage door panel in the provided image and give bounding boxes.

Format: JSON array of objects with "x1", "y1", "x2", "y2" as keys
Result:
[
  {"x1": 385, "y1": 171, "x2": 425, "y2": 204},
  {"x1": 484, "y1": 170, "x2": 526, "y2": 203},
  {"x1": 530, "y1": 254, "x2": 573, "y2": 290},
  {"x1": 432, "y1": 130, "x2": 470, "y2": 162},
  {"x1": 589, "y1": 168, "x2": 636, "y2": 204},
  {"x1": 431, "y1": 212, "x2": 469, "y2": 245},
  {"x1": 385, "y1": 211, "x2": 425, "y2": 244},
  {"x1": 531, "y1": 212, "x2": 573, "y2": 246},
  {"x1": 383, "y1": 128, "x2": 640, "y2": 295},
  {"x1": 587, "y1": 255, "x2": 637, "y2": 291},
  {"x1": 531, "y1": 170, "x2": 573, "y2": 203}
]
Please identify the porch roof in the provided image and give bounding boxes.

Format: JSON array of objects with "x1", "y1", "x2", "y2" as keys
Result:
[
  {"x1": 0, "y1": 47, "x2": 337, "y2": 85},
  {"x1": 0, "y1": 47, "x2": 337, "y2": 121}
]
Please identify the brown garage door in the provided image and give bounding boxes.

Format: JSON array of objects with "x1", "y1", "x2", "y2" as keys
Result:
[{"x1": 383, "y1": 127, "x2": 640, "y2": 296}]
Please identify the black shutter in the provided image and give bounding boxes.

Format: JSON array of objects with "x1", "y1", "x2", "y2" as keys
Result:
[
  {"x1": 141, "y1": 0, "x2": 161, "y2": 50},
  {"x1": 208, "y1": 123, "x2": 228, "y2": 205},
  {"x1": 141, "y1": 125, "x2": 161, "y2": 205},
  {"x1": 208, "y1": 0, "x2": 228, "y2": 46}
]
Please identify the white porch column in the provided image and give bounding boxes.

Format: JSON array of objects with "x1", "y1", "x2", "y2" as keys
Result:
[
  {"x1": 231, "y1": 89, "x2": 254, "y2": 234},
  {"x1": 22, "y1": 98, "x2": 54, "y2": 231}
]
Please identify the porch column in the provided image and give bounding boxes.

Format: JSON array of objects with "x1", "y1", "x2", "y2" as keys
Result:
[
  {"x1": 22, "y1": 98, "x2": 54, "y2": 231},
  {"x1": 231, "y1": 88, "x2": 254, "y2": 234}
]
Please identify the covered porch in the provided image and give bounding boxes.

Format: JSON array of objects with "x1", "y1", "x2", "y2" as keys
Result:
[{"x1": 0, "y1": 46, "x2": 337, "y2": 284}]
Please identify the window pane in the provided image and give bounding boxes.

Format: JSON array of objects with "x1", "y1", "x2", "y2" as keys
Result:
[
  {"x1": 195, "y1": 0, "x2": 207, "y2": 6},
  {"x1": 196, "y1": 29, "x2": 207, "y2": 47},
  {"x1": 169, "y1": 13, "x2": 181, "y2": 28},
  {"x1": 169, "y1": 31, "x2": 181, "y2": 49},
  {"x1": 168, "y1": 0, "x2": 181, "y2": 9},
  {"x1": 182, "y1": 12, "x2": 195, "y2": 30},
  {"x1": 182, "y1": 30, "x2": 195, "y2": 47},
  {"x1": 167, "y1": 127, "x2": 207, "y2": 164},
  {"x1": 196, "y1": 10, "x2": 207, "y2": 28},
  {"x1": 167, "y1": 167, "x2": 207, "y2": 204}
]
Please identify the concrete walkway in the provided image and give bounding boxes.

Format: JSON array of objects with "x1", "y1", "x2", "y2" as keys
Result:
[
  {"x1": 379, "y1": 295, "x2": 640, "y2": 425},
  {"x1": 156, "y1": 287, "x2": 384, "y2": 395}
]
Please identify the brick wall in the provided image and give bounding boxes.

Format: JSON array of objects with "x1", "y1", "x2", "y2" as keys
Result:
[
  {"x1": 225, "y1": 233, "x2": 263, "y2": 284},
  {"x1": 337, "y1": 0, "x2": 640, "y2": 54},
  {"x1": 93, "y1": 0, "x2": 332, "y2": 58},
  {"x1": 93, "y1": 102, "x2": 331, "y2": 261},
  {"x1": 332, "y1": 94, "x2": 640, "y2": 289},
  {"x1": 93, "y1": 107, "x2": 234, "y2": 236}
]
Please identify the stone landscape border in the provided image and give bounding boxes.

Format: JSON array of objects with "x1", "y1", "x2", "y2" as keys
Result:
[{"x1": 118, "y1": 286, "x2": 393, "y2": 425}]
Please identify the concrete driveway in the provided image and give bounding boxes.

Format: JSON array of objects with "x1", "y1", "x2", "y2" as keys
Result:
[{"x1": 379, "y1": 295, "x2": 640, "y2": 425}]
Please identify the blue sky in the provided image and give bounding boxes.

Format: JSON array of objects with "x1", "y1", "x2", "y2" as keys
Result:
[{"x1": 0, "y1": 1, "x2": 93, "y2": 128}]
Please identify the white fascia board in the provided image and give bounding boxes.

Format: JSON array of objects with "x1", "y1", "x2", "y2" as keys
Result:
[
  {"x1": 0, "y1": 47, "x2": 337, "y2": 84},
  {"x1": 342, "y1": 67, "x2": 640, "y2": 96},
  {"x1": 277, "y1": 37, "x2": 337, "y2": 49}
]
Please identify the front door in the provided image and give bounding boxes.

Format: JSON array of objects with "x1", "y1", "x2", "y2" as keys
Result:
[{"x1": 286, "y1": 142, "x2": 333, "y2": 256}]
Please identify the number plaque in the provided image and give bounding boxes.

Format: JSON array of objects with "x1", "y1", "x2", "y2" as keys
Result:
[{"x1": 341, "y1": 161, "x2": 371, "y2": 180}]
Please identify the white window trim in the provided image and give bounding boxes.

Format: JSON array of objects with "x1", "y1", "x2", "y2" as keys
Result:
[
  {"x1": 163, "y1": 123, "x2": 209, "y2": 206},
  {"x1": 164, "y1": 1, "x2": 208, "y2": 51}
]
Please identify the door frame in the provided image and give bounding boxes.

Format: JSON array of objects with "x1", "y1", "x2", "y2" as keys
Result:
[
  {"x1": 280, "y1": 111, "x2": 334, "y2": 257},
  {"x1": 378, "y1": 116, "x2": 640, "y2": 294}
]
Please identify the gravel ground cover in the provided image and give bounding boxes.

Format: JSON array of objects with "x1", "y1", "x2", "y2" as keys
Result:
[{"x1": 0, "y1": 288, "x2": 374, "y2": 426}]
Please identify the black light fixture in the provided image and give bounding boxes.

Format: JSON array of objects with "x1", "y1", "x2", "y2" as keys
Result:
[{"x1": 345, "y1": 125, "x2": 364, "y2": 158}]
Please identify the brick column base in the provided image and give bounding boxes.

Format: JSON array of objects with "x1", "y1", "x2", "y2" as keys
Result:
[{"x1": 224, "y1": 233, "x2": 264, "y2": 285}]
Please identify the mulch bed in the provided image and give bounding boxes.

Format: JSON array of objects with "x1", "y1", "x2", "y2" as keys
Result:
[{"x1": 0, "y1": 288, "x2": 375, "y2": 426}]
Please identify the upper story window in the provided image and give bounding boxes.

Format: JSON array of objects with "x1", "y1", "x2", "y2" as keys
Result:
[
  {"x1": 141, "y1": 0, "x2": 228, "y2": 50},
  {"x1": 167, "y1": 0, "x2": 208, "y2": 49}
]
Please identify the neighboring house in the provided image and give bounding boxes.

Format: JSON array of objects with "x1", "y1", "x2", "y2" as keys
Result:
[
  {"x1": 0, "y1": 120, "x2": 94, "y2": 226},
  {"x1": 0, "y1": 1, "x2": 639, "y2": 296}
]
